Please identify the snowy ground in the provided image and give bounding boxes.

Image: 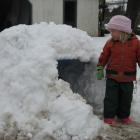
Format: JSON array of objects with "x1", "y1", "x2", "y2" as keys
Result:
[
  {"x1": 0, "y1": 22, "x2": 140, "y2": 140},
  {"x1": 96, "y1": 121, "x2": 140, "y2": 140}
]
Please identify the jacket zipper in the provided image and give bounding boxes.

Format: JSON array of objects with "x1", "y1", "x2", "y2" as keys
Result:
[{"x1": 120, "y1": 43, "x2": 124, "y2": 70}]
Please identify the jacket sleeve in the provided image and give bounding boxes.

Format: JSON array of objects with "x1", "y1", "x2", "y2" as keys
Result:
[
  {"x1": 97, "y1": 40, "x2": 112, "y2": 67},
  {"x1": 136, "y1": 40, "x2": 140, "y2": 67}
]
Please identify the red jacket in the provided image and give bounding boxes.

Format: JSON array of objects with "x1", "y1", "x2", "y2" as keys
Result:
[{"x1": 97, "y1": 35, "x2": 140, "y2": 82}]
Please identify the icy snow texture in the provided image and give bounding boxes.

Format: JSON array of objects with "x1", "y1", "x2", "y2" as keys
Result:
[
  {"x1": 0, "y1": 23, "x2": 102, "y2": 140},
  {"x1": 131, "y1": 67, "x2": 140, "y2": 122}
]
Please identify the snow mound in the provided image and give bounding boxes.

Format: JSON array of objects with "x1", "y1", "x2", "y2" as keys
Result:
[
  {"x1": 0, "y1": 23, "x2": 102, "y2": 140},
  {"x1": 131, "y1": 67, "x2": 140, "y2": 122}
]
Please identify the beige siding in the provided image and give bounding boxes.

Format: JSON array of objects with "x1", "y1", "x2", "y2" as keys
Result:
[
  {"x1": 77, "y1": 0, "x2": 99, "y2": 36},
  {"x1": 29, "y1": 0, "x2": 63, "y2": 24},
  {"x1": 29, "y1": 0, "x2": 98, "y2": 35}
]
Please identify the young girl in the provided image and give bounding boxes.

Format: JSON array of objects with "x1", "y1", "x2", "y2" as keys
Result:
[{"x1": 97, "y1": 15, "x2": 140, "y2": 125}]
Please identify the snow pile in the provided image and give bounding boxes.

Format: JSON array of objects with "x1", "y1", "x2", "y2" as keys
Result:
[
  {"x1": 131, "y1": 68, "x2": 140, "y2": 122},
  {"x1": 0, "y1": 23, "x2": 102, "y2": 140},
  {"x1": 25, "y1": 22, "x2": 95, "y2": 62}
]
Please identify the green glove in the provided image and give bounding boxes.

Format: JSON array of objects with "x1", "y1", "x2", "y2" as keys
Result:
[{"x1": 96, "y1": 66, "x2": 104, "y2": 80}]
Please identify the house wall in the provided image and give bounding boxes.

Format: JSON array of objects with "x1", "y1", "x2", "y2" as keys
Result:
[
  {"x1": 29, "y1": 0, "x2": 63, "y2": 24},
  {"x1": 29, "y1": 0, "x2": 98, "y2": 36},
  {"x1": 77, "y1": 0, "x2": 99, "y2": 36}
]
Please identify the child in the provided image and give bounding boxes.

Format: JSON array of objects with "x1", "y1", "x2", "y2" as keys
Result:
[{"x1": 97, "y1": 15, "x2": 140, "y2": 125}]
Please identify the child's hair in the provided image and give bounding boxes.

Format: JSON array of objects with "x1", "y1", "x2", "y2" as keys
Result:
[{"x1": 119, "y1": 32, "x2": 130, "y2": 43}]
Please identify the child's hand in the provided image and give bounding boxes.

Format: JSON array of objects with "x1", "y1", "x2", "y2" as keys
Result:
[{"x1": 96, "y1": 66, "x2": 104, "y2": 80}]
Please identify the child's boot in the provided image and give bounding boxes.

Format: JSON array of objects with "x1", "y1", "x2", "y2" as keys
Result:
[
  {"x1": 104, "y1": 118, "x2": 116, "y2": 125},
  {"x1": 121, "y1": 117, "x2": 132, "y2": 125}
]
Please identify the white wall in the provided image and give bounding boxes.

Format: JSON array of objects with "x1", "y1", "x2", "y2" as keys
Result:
[
  {"x1": 29, "y1": 0, "x2": 98, "y2": 36},
  {"x1": 77, "y1": 0, "x2": 99, "y2": 36},
  {"x1": 29, "y1": 0, "x2": 63, "y2": 24}
]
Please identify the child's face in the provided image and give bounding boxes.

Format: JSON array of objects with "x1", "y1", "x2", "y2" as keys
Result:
[{"x1": 110, "y1": 29, "x2": 121, "y2": 40}]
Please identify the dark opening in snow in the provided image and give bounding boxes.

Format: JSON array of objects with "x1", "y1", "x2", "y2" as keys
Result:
[
  {"x1": 57, "y1": 59, "x2": 105, "y2": 114},
  {"x1": 58, "y1": 59, "x2": 87, "y2": 92}
]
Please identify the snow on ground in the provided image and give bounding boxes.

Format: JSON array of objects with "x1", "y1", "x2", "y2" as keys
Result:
[
  {"x1": 131, "y1": 67, "x2": 140, "y2": 122},
  {"x1": 0, "y1": 22, "x2": 140, "y2": 140}
]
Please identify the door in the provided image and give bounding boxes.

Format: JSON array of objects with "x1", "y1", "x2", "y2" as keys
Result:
[{"x1": 63, "y1": 0, "x2": 77, "y2": 27}]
